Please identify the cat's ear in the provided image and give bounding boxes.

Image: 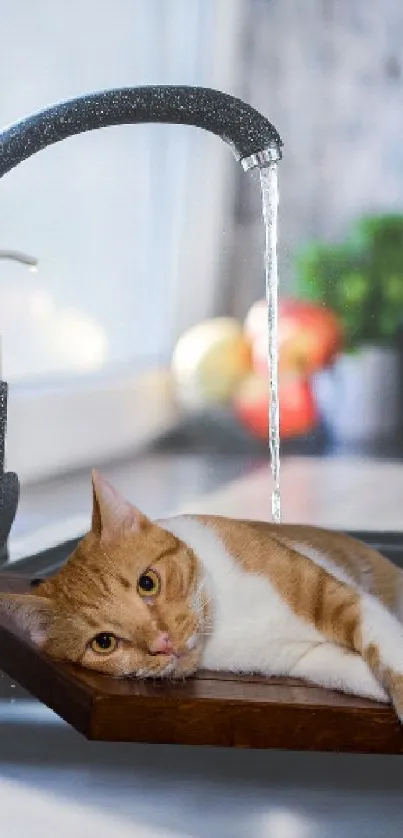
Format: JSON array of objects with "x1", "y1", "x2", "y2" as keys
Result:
[
  {"x1": 0, "y1": 593, "x2": 54, "y2": 647},
  {"x1": 91, "y1": 470, "x2": 148, "y2": 543}
]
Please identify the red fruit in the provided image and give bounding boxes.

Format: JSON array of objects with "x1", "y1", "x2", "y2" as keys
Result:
[
  {"x1": 233, "y1": 372, "x2": 318, "y2": 440},
  {"x1": 244, "y1": 298, "x2": 343, "y2": 376}
]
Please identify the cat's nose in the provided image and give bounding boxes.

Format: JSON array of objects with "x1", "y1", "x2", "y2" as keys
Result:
[{"x1": 149, "y1": 631, "x2": 174, "y2": 656}]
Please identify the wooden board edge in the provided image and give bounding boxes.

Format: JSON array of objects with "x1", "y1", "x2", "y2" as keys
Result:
[
  {"x1": 0, "y1": 621, "x2": 94, "y2": 737},
  {"x1": 89, "y1": 689, "x2": 403, "y2": 753}
]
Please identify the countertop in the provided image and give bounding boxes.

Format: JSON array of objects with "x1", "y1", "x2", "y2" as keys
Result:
[{"x1": 2, "y1": 447, "x2": 403, "y2": 837}]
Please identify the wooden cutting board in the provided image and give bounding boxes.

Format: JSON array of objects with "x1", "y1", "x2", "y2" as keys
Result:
[{"x1": 0, "y1": 573, "x2": 402, "y2": 753}]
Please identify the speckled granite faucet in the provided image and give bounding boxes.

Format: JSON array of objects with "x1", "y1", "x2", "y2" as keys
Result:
[
  {"x1": 0, "y1": 85, "x2": 283, "y2": 177},
  {"x1": 0, "y1": 85, "x2": 283, "y2": 554},
  {"x1": 0, "y1": 250, "x2": 37, "y2": 269}
]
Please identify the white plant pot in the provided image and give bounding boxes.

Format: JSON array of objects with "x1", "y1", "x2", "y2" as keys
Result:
[{"x1": 313, "y1": 346, "x2": 401, "y2": 442}]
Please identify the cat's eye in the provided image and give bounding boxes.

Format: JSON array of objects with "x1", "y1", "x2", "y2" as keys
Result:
[
  {"x1": 90, "y1": 632, "x2": 118, "y2": 655},
  {"x1": 137, "y1": 569, "x2": 160, "y2": 598}
]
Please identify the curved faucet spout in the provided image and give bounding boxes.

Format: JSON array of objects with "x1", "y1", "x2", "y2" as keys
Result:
[
  {"x1": 0, "y1": 250, "x2": 38, "y2": 269},
  {"x1": 0, "y1": 86, "x2": 282, "y2": 180}
]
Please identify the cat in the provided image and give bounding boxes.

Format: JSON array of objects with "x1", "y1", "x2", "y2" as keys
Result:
[{"x1": 1, "y1": 469, "x2": 403, "y2": 720}]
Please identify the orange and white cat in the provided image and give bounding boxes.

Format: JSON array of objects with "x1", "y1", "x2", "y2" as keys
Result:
[{"x1": 2, "y1": 470, "x2": 403, "y2": 720}]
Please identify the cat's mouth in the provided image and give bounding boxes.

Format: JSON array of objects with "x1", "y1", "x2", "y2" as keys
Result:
[
  {"x1": 162, "y1": 641, "x2": 201, "y2": 676},
  {"x1": 160, "y1": 650, "x2": 199, "y2": 679},
  {"x1": 134, "y1": 634, "x2": 202, "y2": 680}
]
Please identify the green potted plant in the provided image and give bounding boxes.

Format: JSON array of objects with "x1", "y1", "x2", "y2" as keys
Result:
[{"x1": 295, "y1": 214, "x2": 403, "y2": 441}]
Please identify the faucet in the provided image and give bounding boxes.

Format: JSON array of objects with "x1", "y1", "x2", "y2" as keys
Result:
[
  {"x1": 0, "y1": 85, "x2": 282, "y2": 555},
  {"x1": 0, "y1": 85, "x2": 282, "y2": 179},
  {"x1": 0, "y1": 250, "x2": 38, "y2": 269},
  {"x1": 0, "y1": 254, "x2": 35, "y2": 557}
]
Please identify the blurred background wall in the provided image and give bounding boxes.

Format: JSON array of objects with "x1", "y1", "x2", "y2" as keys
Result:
[
  {"x1": 0, "y1": 0, "x2": 242, "y2": 382},
  {"x1": 221, "y1": 0, "x2": 403, "y2": 318}
]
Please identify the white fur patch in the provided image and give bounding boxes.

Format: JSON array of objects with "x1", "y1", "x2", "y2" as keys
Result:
[
  {"x1": 290, "y1": 642, "x2": 388, "y2": 702},
  {"x1": 159, "y1": 516, "x2": 322, "y2": 676}
]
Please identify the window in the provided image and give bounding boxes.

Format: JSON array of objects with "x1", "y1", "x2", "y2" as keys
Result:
[{"x1": 1, "y1": 0, "x2": 244, "y2": 482}]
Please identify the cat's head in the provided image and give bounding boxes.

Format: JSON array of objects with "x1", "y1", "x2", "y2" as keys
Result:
[{"x1": 0, "y1": 471, "x2": 208, "y2": 679}]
